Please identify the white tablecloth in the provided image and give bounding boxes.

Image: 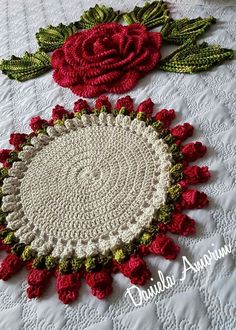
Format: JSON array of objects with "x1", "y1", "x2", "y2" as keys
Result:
[{"x1": 0, "y1": 1, "x2": 235, "y2": 329}]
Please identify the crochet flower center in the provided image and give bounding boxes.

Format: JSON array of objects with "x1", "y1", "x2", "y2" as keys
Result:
[{"x1": 3, "y1": 113, "x2": 172, "y2": 259}]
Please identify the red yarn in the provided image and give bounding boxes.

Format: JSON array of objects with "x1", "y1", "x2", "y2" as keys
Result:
[
  {"x1": 181, "y1": 142, "x2": 207, "y2": 162},
  {"x1": 56, "y1": 272, "x2": 81, "y2": 304},
  {"x1": 170, "y1": 123, "x2": 194, "y2": 142},
  {"x1": 181, "y1": 189, "x2": 209, "y2": 209},
  {"x1": 116, "y1": 255, "x2": 151, "y2": 285},
  {"x1": 85, "y1": 269, "x2": 113, "y2": 299},
  {"x1": 115, "y1": 96, "x2": 134, "y2": 113},
  {"x1": 0, "y1": 253, "x2": 24, "y2": 280},
  {"x1": 167, "y1": 213, "x2": 196, "y2": 236},
  {"x1": 184, "y1": 165, "x2": 211, "y2": 185},
  {"x1": 9, "y1": 133, "x2": 28, "y2": 151},
  {"x1": 27, "y1": 268, "x2": 52, "y2": 298},
  {"x1": 51, "y1": 105, "x2": 70, "y2": 121},
  {"x1": 138, "y1": 244, "x2": 150, "y2": 256},
  {"x1": 149, "y1": 234, "x2": 180, "y2": 260},
  {"x1": 137, "y1": 98, "x2": 154, "y2": 117},
  {"x1": 74, "y1": 99, "x2": 90, "y2": 113},
  {"x1": 51, "y1": 23, "x2": 162, "y2": 97},
  {"x1": 0, "y1": 149, "x2": 11, "y2": 168},
  {"x1": 155, "y1": 109, "x2": 176, "y2": 128},
  {"x1": 95, "y1": 95, "x2": 112, "y2": 112},
  {"x1": 30, "y1": 116, "x2": 48, "y2": 132}
]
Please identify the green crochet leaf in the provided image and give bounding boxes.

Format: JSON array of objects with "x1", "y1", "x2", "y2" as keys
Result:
[
  {"x1": 159, "y1": 40, "x2": 234, "y2": 73},
  {"x1": 0, "y1": 50, "x2": 51, "y2": 81},
  {"x1": 36, "y1": 22, "x2": 81, "y2": 52},
  {"x1": 161, "y1": 16, "x2": 216, "y2": 44},
  {"x1": 123, "y1": 0, "x2": 169, "y2": 29},
  {"x1": 80, "y1": 4, "x2": 120, "y2": 29}
]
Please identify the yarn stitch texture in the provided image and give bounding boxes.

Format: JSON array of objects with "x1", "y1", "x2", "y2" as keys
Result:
[
  {"x1": 0, "y1": 96, "x2": 210, "y2": 303},
  {"x1": 0, "y1": 1, "x2": 233, "y2": 97}
]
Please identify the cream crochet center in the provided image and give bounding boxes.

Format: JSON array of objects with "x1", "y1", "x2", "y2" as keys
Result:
[{"x1": 2, "y1": 113, "x2": 172, "y2": 259}]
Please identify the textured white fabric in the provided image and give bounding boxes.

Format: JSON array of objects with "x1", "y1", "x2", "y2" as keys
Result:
[
  {"x1": 0, "y1": 0, "x2": 235, "y2": 329},
  {"x1": 2, "y1": 113, "x2": 172, "y2": 258}
]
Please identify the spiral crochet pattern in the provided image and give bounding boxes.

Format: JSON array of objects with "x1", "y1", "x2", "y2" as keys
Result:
[
  {"x1": 0, "y1": 96, "x2": 210, "y2": 303},
  {"x1": 8, "y1": 113, "x2": 171, "y2": 258}
]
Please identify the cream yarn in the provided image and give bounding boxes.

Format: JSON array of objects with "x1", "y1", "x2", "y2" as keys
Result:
[{"x1": 2, "y1": 113, "x2": 172, "y2": 258}]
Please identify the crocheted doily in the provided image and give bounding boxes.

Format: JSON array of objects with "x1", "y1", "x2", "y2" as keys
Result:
[
  {"x1": 7, "y1": 113, "x2": 171, "y2": 258},
  {"x1": 0, "y1": 96, "x2": 210, "y2": 303}
]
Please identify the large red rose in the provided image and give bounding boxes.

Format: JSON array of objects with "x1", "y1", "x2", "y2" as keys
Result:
[{"x1": 51, "y1": 23, "x2": 162, "y2": 97}]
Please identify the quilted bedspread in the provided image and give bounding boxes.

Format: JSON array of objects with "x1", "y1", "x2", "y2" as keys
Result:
[{"x1": 0, "y1": 0, "x2": 235, "y2": 329}]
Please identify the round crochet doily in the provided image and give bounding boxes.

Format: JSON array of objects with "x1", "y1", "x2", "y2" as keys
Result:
[
  {"x1": 0, "y1": 96, "x2": 210, "y2": 303},
  {"x1": 4, "y1": 113, "x2": 172, "y2": 258}
]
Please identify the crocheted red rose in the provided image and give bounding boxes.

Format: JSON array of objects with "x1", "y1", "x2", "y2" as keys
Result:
[
  {"x1": 85, "y1": 269, "x2": 113, "y2": 299},
  {"x1": 51, "y1": 23, "x2": 162, "y2": 97},
  {"x1": 117, "y1": 255, "x2": 151, "y2": 285},
  {"x1": 149, "y1": 234, "x2": 180, "y2": 260}
]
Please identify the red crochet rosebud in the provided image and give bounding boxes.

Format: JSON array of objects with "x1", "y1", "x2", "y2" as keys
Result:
[
  {"x1": 95, "y1": 95, "x2": 112, "y2": 112},
  {"x1": 9, "y1": 133, "x2": 28, "y2": 151},
  {"x1": 155, "y1": 109, "x2": 176, "y2": 128},
  {"x1": 137, "y1": 98, "x2": 154, "y2": 117},
  {"x1": 167, "y1": 213, "x2": 196, "y2": 236},
  {"x1": 114, "y1": 96, "x2": 134, "y2": 113},
  {"x1": 0, "y1": 253, "x2": 24, "y2": 280},
  {"x1": 183, "y1": 166, "x2": 211, "y2": 185},
  {"x1": 52, "y1": 105, "x2": 70, "y2": 121},
  {"x1": 30, "y1": 116, "x2": 48, "y2": 132},
  {"x1": 181, "y1": 189, "x2": 209, "y2": 209},
  {"x1": 85, "y1": 269, "x2": 113, "y2": 299},
  {"x1": 0, "y1": 149, "x2": 11, "y2": 168},
  {"x1": 117, "y1": 255, "x2": 151, "y2": 285},
  {"x1": 181, "y1": 142, "x2": 207, "y2": 162},
  {"x1": 170, "y1": 123, "x2": 194, "y2": 142},
  {"x1": 149, "y1": 234, "x2": 180, "y2": 260},
  {"x1": 27, "y1": 268, "x2": 52, "y2": 299},
  {"x1": 138, "y1": 244, "x2": 150, "y2": 256},
  {"x1": 74, "y1": 99, "x2": 90, "y2": 113},
  {"x1": 56, "y1": 272, "x2": 81, "y2": 304}
]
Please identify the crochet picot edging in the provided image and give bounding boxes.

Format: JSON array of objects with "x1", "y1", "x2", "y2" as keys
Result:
[{"x1": 0, "y1": 95, "x2": 210, "y2": 304}]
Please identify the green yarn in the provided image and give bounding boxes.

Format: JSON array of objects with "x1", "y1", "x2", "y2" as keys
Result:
[
  {"x1": 71, "y1": 257, "x2": 83, "y2": 272},
  {"x1": 22, "y1": 246, "x2": 35, "y2": 261},
  {"x1": 59, "y1": 258, "x2": 71, "y2": 274},
  {"x1": 12, "y1": 243, "x2": 25, "y2": 256},
  {"x1": 85, "y1": 256, "x2": 97, "y2": 271},
  {"x1": 139, "y1": 232, "x2": 152, "y2": 245},
  {"x1": 0, "y1": 50, "x2": 51, "y2": 82},
  {"x1": 170, "y1": 163, "x2": 184, "y2": 182},
  {"x1": 3, "y1": 232, "x2": 18, "y2": 245},
  {"x1": 152, "y1": 120, "x2": 163, "y2": 132},
  {"x1": 8, "y1": 151, "x2": 19, "y2": 165},
  {"x1": 168, "y1": 144, "x2": 183, "y2": 163},
  {"x1": 36, "y1": 22, "x2": 81, "y2": 52},
  {"x1": 53, "y1": 119, "x2": 65, "y2": 126},
  {"x1": 159, "y1": 39, "x2": 234, "y2": 73},
  {"x1": 114, "y1": 248, "x2": 126, "y2": 263},
  {"x1": 33, "y1": 256, "x2": 46, "y2": 269},
  {"x1": 80, "y1": 4, "x2": 120, "y2": 29},
  {"x1": 164, "y1": 133, "x2": 175, "y2": 145},
  {"x1": 123, "y1": 1, "x2": 169, "y2": 29},
  {"x1": 45, "y1": 255, "x2": 58, "y2": 270},
  {"x1": 0, "y1": 228, "x2": 11, "y2": 239},
  {"x1": 74, "y1": 110, "x2": 88, "y2": 119},
  {"x1": 168, "y1": 184, "x2": 182, "y2": 201},
  {"x1": 0, "y1": 209, "x2": 6, "y2": 225},
  {"x1": 136, "y1": 112, "x2": 147, "y2": 121},
  {"x1": 158, "y1": 204, "x2": 174, "y2": 223},
  {"x1": 161, "y1": 16, "x2": 216, "y2": 44},
  {"x1": 0, "y1": 168, "x2": 8, "y2": 183}
]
